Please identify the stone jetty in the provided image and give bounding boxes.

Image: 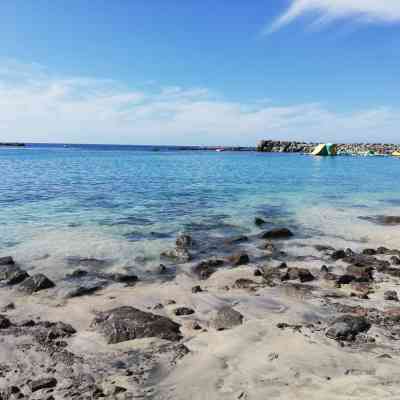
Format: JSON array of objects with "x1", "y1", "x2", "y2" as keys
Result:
[{"x1": 256, "y1": 140, "x2": 400, "y2": 155}]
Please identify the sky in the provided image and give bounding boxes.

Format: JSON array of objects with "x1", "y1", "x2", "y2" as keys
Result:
[{"x1": 1, "y1": 0, "x2": 400, "y2": 146}]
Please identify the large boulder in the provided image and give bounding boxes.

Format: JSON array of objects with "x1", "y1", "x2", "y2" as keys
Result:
[
  {"x1": 326, "y1": 315, "x2": 371, "y2": 341},
  {"x1": 346, "y1": 265, "x2": 373, "y2": 282},
  {"x1": 261, "y1": 228, "x2": 293, "y2": 240},
  {"x1": 91, "y1": 306, "x2": 182, "y2": 344},
  {"x1": 18, "y1": 274, "x2": 55, "y2": 294},
  {"x1": 212, "y1": 306, "x2": 243, "y2": 331}
]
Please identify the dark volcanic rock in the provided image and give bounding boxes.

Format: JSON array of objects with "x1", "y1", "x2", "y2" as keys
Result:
[
  {"x1": 18, "y1": 274, "x2": 55, "y2": 294},
  {"x1": 91, "y1": 306, "x2": 182, "y2": 343},
  {"x1": 391, "y1": 256, "x2": 400, "y2": 266},
  {"x1": 193, "y1": 259, "x2": 224, "y2": 280},
  {"x1": 64, "y1": 283, "x2": 105, "y2": 298},
  {"x1": 101, "y1": 272, "x2": 139, "y2": 284},
  {"x1": 336, "y1": 274, "x2": 356, "y2": 285},
  {"x1": 0, "y1": 256, "x2": 15, "y2": 266},
  {"x1": 0, "y1": 264, "x2": 29, "y2": 285},
  {"x1": 0, "y1": 315, "x2": 11, "y2": 329},
  {"x1": 362, "y1": 248, "x2": 377, "y2": 256},
  {"x1": 47, "y1": 322, "x2": 77, "y2": 340},
  {"x1": 261, "y1": 228, "x2": 293, "y2": 240},
  {"x1": 212, "y1": 306, "x2": 243, "y2": 331},
  {"x1": 315, "y1": 244, "x2": 335, "y2": 253},
  {"x1": 260, "y1": 266, "x2": 282, "y2": 281},
  {"x1": 233, "y1": 278, "x2": 256, "y2": 289},
  {"x1": 384, "y1": 290, "x2": 399, "y2": 302},
  {"x1": 326, "y1": 315, "x2": 371, "y2": 341},
  {"x1": 174, "y1": 307, "x2": 195, "y2": 316},
  {"x1": 254, "y1": 217, "x2": 266, "y2": 226},
  {"x1": 281, "y1": 267, "x2": 315, "y2": 283},
  {"x1": 176, "y1": 233, "x2": 193, "y2": 249},
  {"x1": 346, "y1": 265, "x2": 373, "y2": 282},
  {"x1": 191, "y1": 285, "x2": 203, "y2": 293},
  {"x1": 331, "y1": 249, "x2": 346, "y2": 260},
  {"x1": 227, "y1": 252, "x2": 250, "y2": 266},
  {"x1": 29, "y1": 377, "x2": 57, "y2": 392}
]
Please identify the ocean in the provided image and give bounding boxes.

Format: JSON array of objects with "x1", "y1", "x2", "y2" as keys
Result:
[{"x1": 1, "y1": 143, "x2": 400, "y2": 280}]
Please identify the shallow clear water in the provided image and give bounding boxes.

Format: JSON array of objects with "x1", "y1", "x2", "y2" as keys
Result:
[{"x1": 1, "y1": 144, "x2": 400, "y2": 276}]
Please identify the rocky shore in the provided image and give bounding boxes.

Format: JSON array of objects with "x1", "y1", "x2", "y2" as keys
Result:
[
  {"x1": 256, "y1": 140, "x2": 400, "y2": 155},
  {"x1": 1, "y1": 215, "x2": 400, "y2": 399}
]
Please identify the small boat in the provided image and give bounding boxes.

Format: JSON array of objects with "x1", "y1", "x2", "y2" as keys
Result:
[{"x1": 215, "y1": 148, "x2": 225, "y2": 152}]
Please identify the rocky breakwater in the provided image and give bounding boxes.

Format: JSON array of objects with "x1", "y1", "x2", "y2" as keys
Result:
[{"x1": 256, "y1": 140, "x2": 400, "y2": 155}]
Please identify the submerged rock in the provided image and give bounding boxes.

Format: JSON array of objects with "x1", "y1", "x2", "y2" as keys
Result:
[
  {"x1": 224, "y1": 235, "x2": 249, "y2": 245},
  {"x1": 18, "y1": 274, "x2": 55, "y2": 294},
  {"x1": 212, "y1": 306, "x2": 243, "y2": 331},
  {"x1": 91, "y1": 306, "x2": 182, "y2": 344},
  {"x1": 0, "y1": 315, "x2": 11, "y2": 329},
  {"x1": 254, "y1": 217, "x2": 266, "y2": 226},
  {"x1": 261, "y1": 228, "x2": 293, "y2": 240},
  {"x1": 326, "y1": 315, "x2": 371, "y2": 341},
  {"x1": 281, "y1": 267, "x2": 315, "y2": 283},
  {"x1": 390, "y1": 256, "x2": 400, "y2": 266},
  {"x1": 65, "y1": 256, "x2": 111, "y2": 268},
  {"x1": 233, "y1": 278, "x2": 256, "y2": 289}
]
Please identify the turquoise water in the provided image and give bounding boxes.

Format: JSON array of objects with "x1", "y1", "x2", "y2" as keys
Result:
[{"x1": 1, "y1": 145, "x2": 400, "y2": 275}]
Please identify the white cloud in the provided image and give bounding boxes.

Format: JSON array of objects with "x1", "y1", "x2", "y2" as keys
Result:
[
  {"x1": 268, "y1": 0, "x2": 400, "y2": 33},
  {"x1": 0, "y1": 60, "x2": 399, "y2": 145}
]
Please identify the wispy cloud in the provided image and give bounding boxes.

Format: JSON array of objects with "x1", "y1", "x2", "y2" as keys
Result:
[
  {"x1": 0, "y1": 60, "x2": 399, "y2": 145},
  {"x1": 267, "y1": 0, "x2": 400, "y2": 33}
]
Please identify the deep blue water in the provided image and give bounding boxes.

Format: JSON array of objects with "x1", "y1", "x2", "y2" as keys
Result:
[{"x1": 1, "y1": 144, "x2": 399, "y2": 269}]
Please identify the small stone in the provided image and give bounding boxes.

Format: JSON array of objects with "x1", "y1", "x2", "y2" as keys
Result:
[
  {"x1": 326, "y1": 315, "x2": 371, "y2": 341},
  {"x1": 233, "y1": 278, "x2": 255, "y2": 289},
  {"x1": 281, "y1": 267, "x2": 315, "y2": 283},
  {"x1": 212, "y1": 306, "x2": 243, "y2": 331},
  {"x1": 191, "y1": 285, "x2": 203, "y2": 293},
  {"x1": 174, "y1": 307, "x2": 195, "y2": 316},
  {"x1": 0, "y1": 315, "x2": 11, "y2": 329},
  {"x1": 384, "y1": 290, "x2": 399, "y2": 301},
  {"x1": 390, "y1": 256, "x2": 400, "y2": 266},
  {"x1": 227, "y1": 253, "x2": 250, "y2": 266},
  {"x1": 29, "y1": 377, "x2": 57, "y2": 392},
  {"x1": 1, "y1": 302, "x2": 15, "y2": 312}
]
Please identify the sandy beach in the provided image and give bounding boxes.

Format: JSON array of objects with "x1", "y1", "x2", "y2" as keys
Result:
[{"x1": 1, "y1": 208, "x2": 400, "y2": 400}]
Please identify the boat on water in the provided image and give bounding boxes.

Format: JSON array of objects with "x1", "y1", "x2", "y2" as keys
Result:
[{"x1": 215, "y1": 148, "x2": 225, "y2": 152}]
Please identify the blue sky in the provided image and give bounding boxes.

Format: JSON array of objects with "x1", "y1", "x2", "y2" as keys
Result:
[{"x1": 1, "y1": 0, "x2": 400, "y2": 145}]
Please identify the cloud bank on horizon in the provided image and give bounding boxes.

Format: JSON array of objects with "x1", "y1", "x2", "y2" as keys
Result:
[
  {"x1": 1, "y1": 60, "x2": 399, "y2": 146},
  {"x1": 268, "y1": 0, "x2": 400, "y2": 32}
]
